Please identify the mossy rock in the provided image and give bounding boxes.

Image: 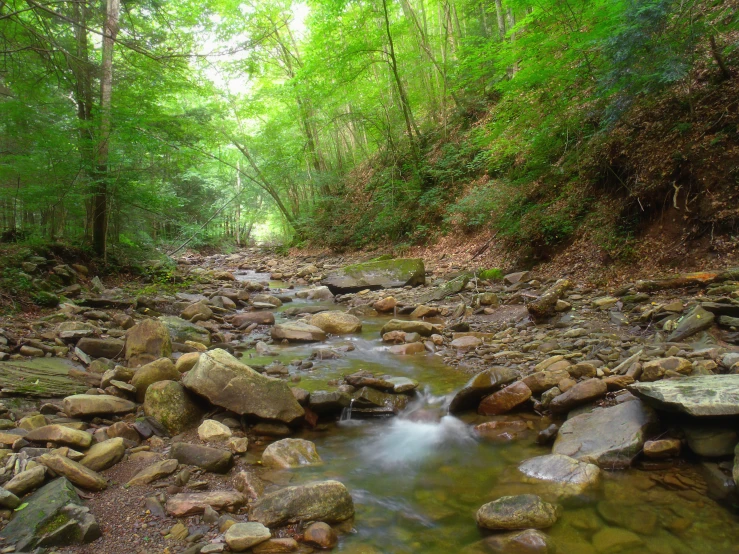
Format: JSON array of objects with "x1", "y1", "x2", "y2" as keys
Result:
[
  {"x1": 33, "y1": 291, "x2": 60, "y2": 308},
  {"x1": 321, "y1": 258, "x2": 425, "y2": 294}
]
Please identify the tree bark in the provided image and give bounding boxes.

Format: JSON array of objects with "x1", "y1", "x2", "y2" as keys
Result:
[{"x1": 494, "y1": 0, "x2": 506, "y2": 40}]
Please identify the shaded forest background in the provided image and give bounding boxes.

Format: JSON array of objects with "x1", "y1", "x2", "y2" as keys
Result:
[{"x1": 0, "y1": 0, "x2": 737, "y2": 264}]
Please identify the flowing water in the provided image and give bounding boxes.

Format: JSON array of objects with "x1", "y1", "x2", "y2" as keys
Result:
[{"x1": 238, "y1": 276, "x2": 739, "y2": 553}]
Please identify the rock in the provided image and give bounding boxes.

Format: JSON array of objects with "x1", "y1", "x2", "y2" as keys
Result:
[
  {"x1": 522, "y1": 369, "x2": 569, "y2": 394},
  {"x1": 451, "y1": 336, "x2": 482, "y2": 350},
  {"x1": 386, "y1": 376, "x2": 418, "y2": 393},
  {"x1": 640, "y1": 357, "x2": 693, "y2": 381},
  {"x1": 553, "y1": 398, "x2": 657, "y2": 468},
  {"x1": 38, "y1": 454, "x2": 107, "y2": 491},
  {"x1": 303, "y1": 522, "x2": 338, "y2": 549},
  {"x1": 125, "y1": 319, "x2": 174, "y2": 366},
  {"x1": 419, "y1": 273, "x2": 470, "y2": 303},
  {"x1": 478, "y1": 382, "x2": 532, "y2": 415},
  {"x1": 309, "y1": 311, "x2": 362, "y2": 334},
  {"x1": 476, "y1": 495, "x2": 560, "y2": 530},
  {"x1": 57, "y1": 321, "x2": 97, "y2": 341},
  {"x1": 229, "y1": 437, "x2": 249, "y2": 453},
  {"x1": 388, "y1": 342, "x2": 426, "y2": 355},
  {"x1": 181, "y1": 349, "x2": 304, "y2": 423},
  {"x1": 628, "y1": 375, "x2": 739, "y2": 416},
  {"x1": 253, "y1": 538, "x2": 300, "y2": 553},
  {"x1": 20, "y1": 345, "x2": 45, "y2": 357},
  {"x1": 233, "y1": 312, "x2": 276, "y2": 327},
  {"x1": 476, "y1": 529, "x2": 554, "y2": 554},
  {"x1": 76, "y1": 338, "x2": 125, "y2": 359},
  {"x1": 26, "y1": 425, "x2": 92, "y2": 449},
  {"x1": 683, "y1": 426, "x2": 737, "y2": 457},
  {"x1": 668, "y1": 305, "x2": 715, "y2": 342},
  {"x1": 0, "y1": 478, "x2": 99, "y2": 550},
  {"x1": 63, "y1": 394, "x2": 136, "y2": 418},
  {"x1": 160, "y1": 315, "x2": 211, "y2": 346},
  {"x1": 171, "y1": 442, "x2": 233, "y2": 473},
  {"x1": 475, "y1": 420, "x2": 529, "y2": 441},
  {"x1": 166, "y1": 490, "x2": 246, "y2": 517},
  {"x1": 80, "y1": 437, "x2": 126, "y2": 471},
  {"x1": 143, "y1": 380, "x2": 203, "y2": 435},
  {"x1": 449, "y1": 367, "x2": 520, "y2": 413},
  {"x1": 131, "y1": 357, "x2": 179, "y2": 402},
  {"x1": 410, "y1": 305, "x2": 440, "y2": 319},
  {"x1": 271, "y1": 321, "x2": 327, "y2": 342},
  {"x1": 478, "y1": 292, "x2": 499, "y2": 306},
  {"x1": 309, "y1": 391, "x2": 351, "y2": 414},
  {"x1": 518, "y1": 454, "x2": 601, "y2": 497},
  {"x1": 527, "y1": 279, "x2": 572, "y2": 320},
  {"x1": 596, "y1": 500, "x2": 658, "y2": 535},
  {"x1": 250, "y1": 480, "x2": 354, "y2": 527},
  {"x1": 380, "y1": 319, "x2": 436, "y2": 337},
  {"x1": 591, "y1": 527, "x2": 643, "y2": 553},
  {"x1": 182, "y1": 301, "x2": 213, "y2": 322},
  {"x1": 643, "y1": 439, "x2": 681, "y2": 459},
  {"x1": 0, "y1": 488, "x2": 19, "y2": 509},
  {"x1": 505, "y1": 271, "x2": 531, "y2": 285},
  {"x1": 233, "y1": 471, "x2": 265, "y2": 500},
  {"x1": 373, "y1": 297, "x2": 397, "y2": 312},
  {"x1": 175, "y1": 352, "x2": 201, "y2": 373},
  {"x1": 127, "y1": 458, "x2": 179, "y2": 485},
  {"x1": 199, "y1": 419, "x2": 233, "y2": 441},
  {"x1": 4, "y1": 465, "x2": 46, "y2": 496},
  {"x1": 352, "y1": 386, "x2": 409, "y2": 416},
  {"x1": 225, "y1": 522, "x2": 272, "y2": 551},
  {"x1": 549, "y1": 378, "x2": 608, "y2": 413},
  {"x1": 322, "y1": 258, "x2": 425, "y2": 294},
  {"x1": 262, "y1": 438, "x2": 322, "y2": 469}
]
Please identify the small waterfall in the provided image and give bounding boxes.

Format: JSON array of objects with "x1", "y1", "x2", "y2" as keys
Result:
[{"x1": 340, "y1": 398, "x2": 356, "y2": 422}]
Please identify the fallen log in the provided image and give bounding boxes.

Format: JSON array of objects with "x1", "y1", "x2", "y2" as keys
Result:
[{"x1": 527, "y1": 279, "x2": 572, "y2": 321}]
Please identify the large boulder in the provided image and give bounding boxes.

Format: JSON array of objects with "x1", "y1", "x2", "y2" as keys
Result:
[
  {"x1": 250, "y1": 480, "x2": 354, "y2": 527},
  {"x1": 261, "y1": 439, "x2": 322, "y2": 469},
  {"x1": 143, "y1": 380, "x2": 203, "y2": 435},
  {"x1": 309, "y1": 311, "x2": 362, "y2": 334},
  {"x1": 449, "y1": 367, "x2": 520, "y2": 413},
  {"x1": 476, "y1": 495, "x2": 560, "y2": 531},
  {"x1": 76, "y1": 338, "x2": 125, "y2": 359},
  {"x1": 271, "y1": 322, "x2": 327, "y2": 342},
  {"x1": 63, "y1": 394, "x2": 136, "y2": 418},
  {"x1": 131, "y1": 357, "x2": 179, "y2": 402},
  {"x1": 181, "y1": 349, "x2": 304, "y2": 423},
  {"x1": 628, "y1": 375, "x2": 739, "y2": 416},
  {"x1": 322, "y1": 258, "x2": 425, "y2": 294},
  {"x1": 553, "y1": 398, "x2": 657, "y2": 468},
  {"x1": 159, "y1": 316, "x2": 211, "y2": 346},
  {"x1": 125, "y1": 319, "x2": 172, "y2": 367},
  {"x1": 0, "y1": 478, "x2": 99, "y2": 550}
]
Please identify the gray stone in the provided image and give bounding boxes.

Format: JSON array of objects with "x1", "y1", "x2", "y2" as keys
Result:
[
  {"x1": 250, "y1": 480, "x2": 354, "y2": 527},
  {"x1": 419, "y1": 273, "x2": 470, "y2": 303},
  {"x1": 683, "y1": 426, "x2": 737, "y2": 457},
  {"x1": 261, "y1": 439, "x2": 322, "y2": 469},
  {"x1": 225, "y1": 522, "x2": 271, "y2": 551},
  {"x1": 476, "y1": 495, "x2": 560, "y2": 530},
  {"x1": 518, "y1": 454, "x2": 601, "y2": 498},
  {"x1": 170, "y1": 442, "x2": 233, "y2": 473},
  {"x1": 668, "y1": 305, "x2": 715, "y2": 342},
  {"x1": 159, "y1": 316, "x2": 211, "y2": 346},
  {"x1": 63, "y1": 394, "x2": 136, "y2": 418},
  {"x1": 322, "y1": 258, "x2": 425, "y2": 294},
  {"x1": 271, "y1": 322, "x2": 327, "y2": 342},
  {"x1": 628, "y1": 375, "x2": 739, "y2": 416},
  {"x1": 553, "y1": 398, "x2": 657, "y2": 468},
  {"x1": 75, "y1": 338, "x2": 125, "y2": 359},
  {"x1": 143, "y1": 380, "x2": 203, "y2": 435},
  {"x1": 4, "y1": 465, "x2": 46, "y2": 496}
]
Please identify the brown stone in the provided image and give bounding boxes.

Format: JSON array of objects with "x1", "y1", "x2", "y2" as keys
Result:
[
  {"x1": 479, "y1": 382, "x2": 532, "y2": 415},
  {"x1": 303, "y1": 522, "x2": 338, "y2": 549},
  {"x1": 644, "y1": 439, "x2": 681, "y2": 459},
  {"x1": 549, "y1": 379, "x2": 607, "y2": 413},
  {"x1": 523, "y1": 370, "x2": 569, "y2": 394}
]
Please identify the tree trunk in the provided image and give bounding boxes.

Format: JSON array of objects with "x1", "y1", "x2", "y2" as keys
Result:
[
  {"x1": 494, "y1": 0, "x2": 506, "y2": 40},
  {"x1": 93, "y1": 0, "x2": 120, "y2": 259}
]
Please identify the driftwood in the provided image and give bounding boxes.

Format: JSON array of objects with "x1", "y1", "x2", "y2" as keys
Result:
[
  {"x1": 634, "y1": 268, "x2": 739, "y2": 293},
  {"x1": 527, "y1": 279, "x2": 572, "y2": 320}
]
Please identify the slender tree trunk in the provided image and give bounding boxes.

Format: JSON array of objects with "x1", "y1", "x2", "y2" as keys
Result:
[
  {"x1": 494, "y1": 0, "x2": 506, "y2": 40},
  {"x1": 93, "y1": 0, "x2": 120, "y2": 259}
]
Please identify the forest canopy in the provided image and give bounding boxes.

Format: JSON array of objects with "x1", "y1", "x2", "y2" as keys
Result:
[{"x1": 0, "y1": 0, "x2": 736, "y2": 257}]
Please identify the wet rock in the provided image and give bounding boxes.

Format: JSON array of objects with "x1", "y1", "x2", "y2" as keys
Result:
[
  {"x1": 591, "y1": 527, "x2": 643, "y2": 553},
  {"x1": 643, "y1": 438, "x2": 681, "y2": 458},
  {"x1": 38, "y1": 454, "x2": 107, "y2": 491},
  {"x1": 171, "y1": 442, "x2": 233, "y2": 473},
  {"x1": 253, "y1": 422, "x2": 292, "y2": 437},
  {"x1": 63, "y1": 394, "x2": 136, "y2": 418},
  {"x1": 478, "y1": 382, "x2": 532, "y2": 415},
  {"x1": 353, "y1": 386, "x2": 409, "y2": 416},
  {"x1": 549, "y1": 378, "x2": 607, "y2": 413},
  {"x1": 26, "y1": 424, "x2": 92, "y2": 449},
  {"x1": 476, "y1": 494, "x2": 560, "y2": 530},
  {"x1": 160, "y1": 315, "x2": 212, "y2": 346},
  {"x1": 474, "y1": 420, "x2": 529, "y2": 441},
  {"x1": 225, "y1": 522, "x2": 272, "y2": 551},
  {"x1": 80, "y1": 437, "x2": 126, "y2": 471},
  {"x1": 380, "y1": 319, "x2": 436, "y2": 337},
  {"x1": 143, "y1": 380, "x2": 203, "y2": 435},
  {"x1": 553, "y1": 398, "x2": 657, "y2": 468},
  {"x1": 311, "y1": 311, "x2": 366, "y2": 336},
  {"x1": 476, "y1": 529, "x2": 555, "y2": 554},
  {"x1": 271, "y1": 322, "x2": 327, "y2": 342},
  {"x1": 253, "y1": 538, "x2": 300, "y2": 553},
  {"x1": 518, "y1": 454, "x2": 601, "y2": 497},
  {"x1": 127, "y1": 458, "x2": 179, "y2": 485},
  {"x1": 233, "y1": 312, "x2": 276, "y2": 327},
  {"x1": 131, "y1": 357, "x2": 179, "y2": 402},
  {"x1": 262, "y1": 438, "x2": 322, "y2": 469},
  {"x1": 386, "y1": 376, "x2": 418, "y2": 393},
  {"x1": 181, "y1": 349, "x2": 304, "y2": 423},
  {"x1": 229, "y1": 436, "x2": 249, "y2": 453},
  {"x1": 4, "y1": 464, "x2": 46, "y2": 496},
  {"x1": 250, "y1": 480, "x2": 354, "y2": 527},
  {"x1": 322, "y1": 258, "x2": 425, "y2": 294},
  {"x1": 388, "y1": 342, "x2": 426, "y2": 355},
  {"x1": 596, "y1": 500, "x2": 658, "y2": 535},
  {"x1": 628, "y1": 375, "x2": 739, "y2": 416},
  {"x1": 0, "y1": 478, "x2": 99, "y2": 550},
  {"x1": 166, "y1": 490, "x2": 246, "y2": 517},
  {"x1": 449, "y1": 367, "x2": 520, "y2": 413},
  {"x1": 76, "y1": 337, "x2": 125, "y2": 359},
  {"x1": 303, "y1": 521, "x2": 338, "y2": 549},
  {"x1": 309, "y1": 391, "x2": 351, "y2": 414},
  {"x1": 683, "y1": 426, "x2": 737, "y2": 457},
  {"x1": 668, "y1": 305, "x2": 715, "y2": 342},
  {"x1": 199, "y1": 419, "x2": 233, "y2": 441},
  {"x1": 641, "y1": 357, "x2": 693, "y2": 381}
]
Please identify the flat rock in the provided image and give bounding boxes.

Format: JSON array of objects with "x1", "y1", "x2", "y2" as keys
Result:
[
  {"x1": 380, "y1": 319, "x2": 436, "y2": 337},
  {"x1": 476, "y1": 494, "x2": 560, "y2": 530},
  {"x1": 76, "y1": 338, "x2": 125, "y2": 359},
  {"x1": 26, "y1": 424, "x2": 92, "y2": 448},
  {"x1": 250, "y1": 480, "x2": 354, "y2": 527},
  {"x1": 474, "y1": 529, "x2": 554, "y2": 554},
  {"x1": 322, "y1": 258, "x2": 425, "y2": 294},
  {"x1": 63, "y1": 394, "x2": 136, "y2": 418},
  {"x1": 181, "y1": 349, "x2": 304, "y2": 423},
  {"x1": 4, "y1": 465, "x2": 46, "y2": 496},
  {"x1": 166, "y1": 490, "x2": 246, "y2": 517},
  {"x1": 127, "y1": 458, "x2": 179, "y2": 485},
  {"x1": 518, "y1": 454, "x2": 601, "y2": 497},
  {"x1": 233, "y1": 312, "x2": 275, "y2": 327},
  {"x1": 225, "y1": 522, "x2": 271, "y2": 551},
  {"x1": 628, "y1": 375, "x2": 739, "y2": 416},
  {"x1": 261, "y1": 438, "x2": 322, "y2": 469},
  {"x1": 38, "y1": 454, "x2": 107, "y2": 491},
  {"x1": 667, "y1": 305, "x2": 715, "y2": 342},
  {"x1": 171, "y1": 442, "x2": 233, "y2": 473},
  {"x1": 271, "y1": 322, "x2": 327, "y2": 342},
  {"x1": 553, "y1": 398, "x2": 657, "y2": 468},
  {"x1": 478, "y1": 381, "x2": 532, "y2": 415}
]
